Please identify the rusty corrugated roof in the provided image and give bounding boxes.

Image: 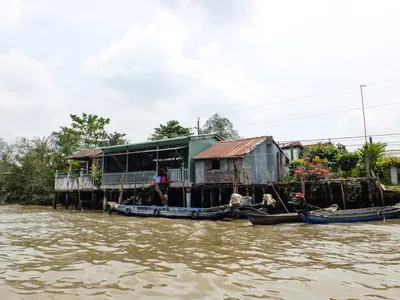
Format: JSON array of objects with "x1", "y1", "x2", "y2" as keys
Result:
[
  {"x1": 192, "y1": 136, "x2": 267, "y2": 159},
  {"x1": 280, "y1": 141, "x2": 304, "y2": 149}
]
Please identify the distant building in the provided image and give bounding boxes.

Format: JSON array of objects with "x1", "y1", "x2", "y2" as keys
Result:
[
  {"x1": 279, "y1": 141, "x2": 304, "y2": 161},
  {"x1": 193, "y1": 136, "x2": 288, "y2": 185},
  {"x1": 383, "y1": 149, "x2": 400, "y2": 185}
]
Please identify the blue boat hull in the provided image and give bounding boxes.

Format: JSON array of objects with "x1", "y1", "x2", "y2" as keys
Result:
[
  {"x1": 299, "y1": 204, "x2": 400, "y2": 224},
  {"x1": 109, "y1": 204, "x2": 228, "y2": 221}
]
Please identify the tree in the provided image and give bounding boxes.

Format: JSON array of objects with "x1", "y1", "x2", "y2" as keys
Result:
[
  {"x1": 292, "y1": 156, "x2": 329, "y2": 181},
  {"x1": 6, "y1": 136, "x2": 60, "y2": 205},
  {"x1": 105, "y1": 132, "x2": 129, "y2": 146},
  {"x1": 358, "y1": 142, "x2": 387, "y2": 173},
  {"x1": 335, "y1": 152, "x2": 360, "y2": 172},
  {"x1": 52, "y1": 113, "x2": 110, "y2": 155},
  {"x1": 149, "y1": 120, "x2": 193, "y2": 141},
  {"x1": 200, "y1": 114, "x2": 239, "y2": 139}
]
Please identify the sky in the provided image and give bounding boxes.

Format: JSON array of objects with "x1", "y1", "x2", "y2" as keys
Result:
[{"x1": 1, "y1": 0, "x2": 400, "y2": 149}]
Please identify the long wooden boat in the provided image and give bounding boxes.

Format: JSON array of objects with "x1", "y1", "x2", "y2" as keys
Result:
[
  {"x1": 298, "y1": 203, "x2": 400, "y2": 224},
  {"x1": 247, "y1": 212, "x2": 302, "y2": 225},
  {"x1": 108, "y1": 203, "x2": 228, "y2": 221}
]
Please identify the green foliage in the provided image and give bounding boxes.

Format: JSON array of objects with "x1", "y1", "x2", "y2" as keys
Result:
[
  {"x1": 53, "y1": 113, "x2": 110, "y2": 155},
  {"x1": 105, "y1": 132, "x2": 129, "y2": 146},
  {"x1": 90, "y1": 163, "x2": 102, "y2": 185},
  {"x1": 357, "y1": 142, "x2": 387, "y2": 172},
  {"x1": 200, "y1": 113, "x2": 240, "y2": 140},
  {"x1": 149, "y1": 120, "x2": 193, "y2": 141},
  {"x1": 335, "y1": 152, "x2": 360, "y2": 172},
  {"x1": 5, "y1": 137, "x2": 61, "y2": 205},
  {"x1": 377, "y1": 156, "x2": 400, "y2": 168},
  {"x1": 303, "y1": 142, "x2": 344, "y2": 162},
  {"x1": 293, "y1": 156, "x2": 329, "y2": 181}
]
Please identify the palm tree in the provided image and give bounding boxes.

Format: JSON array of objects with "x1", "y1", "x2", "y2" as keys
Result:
[{"x1": 357, "y1": 142, "x2": 387, "y2": 173}]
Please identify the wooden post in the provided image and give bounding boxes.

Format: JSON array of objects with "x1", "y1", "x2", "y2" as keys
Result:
[
  {"x1": 119, "y1": 173, "x2": 125, "y2": 204},
  {"x1": 219, "y1": 188, "x2": 222, "y2": 206},
  {"x1": 376, "y1": 175, "x2": 385, "y2": 206},
  {"x1": 181, "y1": 163, "x2": 185, "y2": 206},
  {"x1": 134, "y1": 177, "x2": 137, "y2": 204},
  {"x1": 252, "y1": 187, "x2": 256, "y2": 204},
  {"x1": 201, "y1": 188, "x2": 204, "y2": 207},
  {"x1": 65, "y1": 193, "x2": 69, "y2": 210},
  {"x1": 340, "y1": 180, "x2": 346, "y2": 209},
  {"x1": 209, "y1": 190, "x2": 213, "y2": 207},
  {"x1": 328, "y1": 182, "x2": 333, "y2": 204},
  {"x1": 246, "y1": 186, "x2": 249, "y2": 196},
  {"x1": 53, "y1": 193, "x2": 58, "y2": 209},
  {"x1": 77, "y1": 178, "x2": 82, "y2": 210},
  {"x1": 91, "y1": 192, "x2": 96, "y2": 209},
  {"x1": 301, "y1": 164, "x2": 306, "y2": 196},
  {"x1": 233, "y1": 165, "x2": 239, "y2": 194},
  {"x1": 102, "y1": 192, "x2": 107, "y2": 211}
]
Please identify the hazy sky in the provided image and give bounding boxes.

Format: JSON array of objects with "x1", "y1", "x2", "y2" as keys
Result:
[{"x1": 1, "y1": 0, "x2": 400, "y2": 149}]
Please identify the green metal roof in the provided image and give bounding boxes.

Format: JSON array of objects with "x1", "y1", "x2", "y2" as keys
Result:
[{"x1": 101, "y1": 134, "x2": 223, "y2": 153}]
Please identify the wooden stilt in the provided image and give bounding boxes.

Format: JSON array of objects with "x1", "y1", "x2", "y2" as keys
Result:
[
  {"x1": 201, "y1": 188, "x2": 204, "y2": 207},
  {"x1": 340, "y1": 181, "x2": 346, "y2": 209},
  {"x1": 209, "y1": 190, "x2": 213, "y2": 207},
  {"x1": 53, "y1": 193, "x2": 58, "y2": 209},
  {"x1": 219, "y1": 188, "x2": 222, "y2": 206},
  {"x1": 377, "y1": 175, "x2": 385, "y2": 206},
  {"x1": 77, "y1": 178, "x2": 82, "y2": 210},
  {"x1": 65, "y1": 193, "x2": 69, "y2": 210},
  {"x1": 134, "y1": 178, "x2": 137, "y2": 203},
  {"x1": 328, "y1": 182, "x2": 333, "y2": 204},
  {"x1": 119, "y1": 174, "x2": 125, "y2": 204},
  {"x1": 102, "y1": 192, "x2": 107, "y2": 211},
  {"x1": 252, "y1": 187, "x2": 256, "y2": 204}
]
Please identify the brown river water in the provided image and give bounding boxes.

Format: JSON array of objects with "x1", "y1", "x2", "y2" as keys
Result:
[{"x1": 0, "y1": 206, "x2": 399, "y2": 300}]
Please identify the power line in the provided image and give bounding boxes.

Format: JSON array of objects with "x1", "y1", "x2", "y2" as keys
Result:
[
  {"x1": 229, "y1": 86, "x2": 357, "y2": 112},
  {"x1": 278, "y1": 132, "x2": 400, "y2": 143},
  {"x1": 236, "y1": 100, "x2": 400, "y2": 127},
  {"x1": 221, "y1": 76, "x2": 400, "y2": 114}
]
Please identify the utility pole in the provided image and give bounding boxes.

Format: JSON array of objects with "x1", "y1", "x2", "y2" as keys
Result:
[
  {"x1": 360, "y1": 84, "x2": 373, "y2": 206},
  {"x1": 194, "y1": 117, "x2": 200, "y2": 135},
  {"x1": 360, "y1": 85, "x2": 370, "y2": 177}
]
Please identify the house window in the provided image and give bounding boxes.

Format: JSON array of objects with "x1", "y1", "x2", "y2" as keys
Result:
[{"x1": 211, "y1": 159, "x2": 220, "y2": 170}]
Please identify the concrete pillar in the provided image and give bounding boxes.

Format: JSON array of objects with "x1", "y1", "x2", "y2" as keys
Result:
[
  {"x1": 103, "y1": 192, "x2": 107, "y2": 210},
  {"x1": 390, "y1": 166, "x2": 398, "y2": 185}
]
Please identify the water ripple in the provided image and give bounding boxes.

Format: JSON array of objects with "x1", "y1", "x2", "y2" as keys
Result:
[{"x1": 0, "y1": 205, "x2": 399, "y2": 299}]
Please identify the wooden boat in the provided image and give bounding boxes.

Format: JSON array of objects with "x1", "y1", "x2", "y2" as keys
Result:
[
  {"x1": 298, "y1": 203, "x2": 400, "y2": 224},
  {"x1": 107, "y1": 203, "x2": 229, "y2": 221},
  {"x1": 247, "y1": 212, "x2": 302, "y2": 225}
]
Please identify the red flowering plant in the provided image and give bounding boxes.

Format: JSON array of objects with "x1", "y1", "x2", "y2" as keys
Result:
[{"x1": 293, "y1": 156, "x2": 329, "y2": 181}]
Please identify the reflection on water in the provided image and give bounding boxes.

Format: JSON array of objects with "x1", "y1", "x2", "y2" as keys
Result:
[{"x1": 0, "y1": 205, "x2": 399, "y2": 299}]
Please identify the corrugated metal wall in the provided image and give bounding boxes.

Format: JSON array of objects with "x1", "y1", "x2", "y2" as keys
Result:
[
  {"x1": 244, "y1": 139, "x2": 281, "y2": 184},
  {"x1": 195, "y1": 160, "x2": 205, "y2": 184}
]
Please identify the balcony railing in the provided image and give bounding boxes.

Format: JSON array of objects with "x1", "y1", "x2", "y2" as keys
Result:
[
  {"x1": 55, "y1": 175, "x2": 97, "y2": 191},
  {"x1": 102, "y1": 171, "x2": 156, "y2": 185},
  {"x1": 167, "y1": 168, "x2": 189, "y2": 182}
]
